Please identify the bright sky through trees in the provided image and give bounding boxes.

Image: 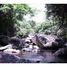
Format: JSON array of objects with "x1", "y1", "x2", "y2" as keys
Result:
[{"x1": 24, "y1": 4, "x2": 46, "y2": 25}]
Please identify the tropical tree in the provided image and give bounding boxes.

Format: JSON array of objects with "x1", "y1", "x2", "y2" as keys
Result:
[
  {"x1": 0, "y1": 4, "x2": 34, "y2": 37},
  {"x1": 46, "y1": 4, "x2": 67, "y2": 41}
]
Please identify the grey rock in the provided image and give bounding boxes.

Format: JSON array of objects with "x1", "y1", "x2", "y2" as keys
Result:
[
  {"x1": 9, "y1": 37, "x2": 25, "y2": 49},
  {"x1": 0, "y1": 35, "x2": 9, "y2": 46},
  {"x1": 54, "y1": 47, "x2": 67, "y2": 59},
  {"x1": 0, "y1": 53, "x2": 20, "y2": 63}
]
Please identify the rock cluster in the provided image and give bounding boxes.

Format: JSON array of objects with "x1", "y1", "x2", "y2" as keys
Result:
[{"x1": 0, "y1": 33, "x2": 67, "y2": 63}]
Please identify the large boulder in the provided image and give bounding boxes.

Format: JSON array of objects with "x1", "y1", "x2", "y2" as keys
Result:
[
  {"x1": 53, "y1": 38, "x2": 66, "y2": 47},
  {"x1": 25, "y1": 33, "x2": 48, "y2": 48},
  {"x1": 0, "y1": 44, "x2": 12, "y2": 51},
  {"x1": 9, "y1": 37, "x2": 25, "y2": 49},
  {"x1": 0, "y1": 52, "x2": 34, "y2": 63},
  {"x1": 34, "y1": 34, "x2": 59, "y2": 49},
  {"x1": 54, "y1": 47, "x2": 67, "y2": 59},
  {"x1": 0, "y1": 53, "x2": 20, "y2": 63},
  {"x1": 25, "y1": 33, "x2": 65, "y2": 50},
  {"x1": 36, "y1": 34, "x2": 66, "y2": 49},
  {"x1": 0, "y1": 35, "x2": 9, "y2": 46},
  {"x1": 3, "y1": 48, "x2": 20, "y2": 55}
]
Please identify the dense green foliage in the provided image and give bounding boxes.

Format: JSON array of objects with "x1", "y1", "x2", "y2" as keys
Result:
[
  {"x1": 0, "y1": 4, "x2": 67, "y2": 38},
  {"x1": 45, "y1": 4, "x2": 67, "y2": 40},
  {"x1": 0, "y1": 4, "x2": 15, "y2": 36},
  {"x1": 0, "y1": 4, "x2": 35, "y2": 37},
  {"x1": 46, "y1": 4, "x2": 67, "y2": 28}
]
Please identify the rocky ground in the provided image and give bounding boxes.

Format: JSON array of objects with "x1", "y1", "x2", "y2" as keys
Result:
[{"x1": 0, "y1": 33, "x2": 67, "y2": 63}]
